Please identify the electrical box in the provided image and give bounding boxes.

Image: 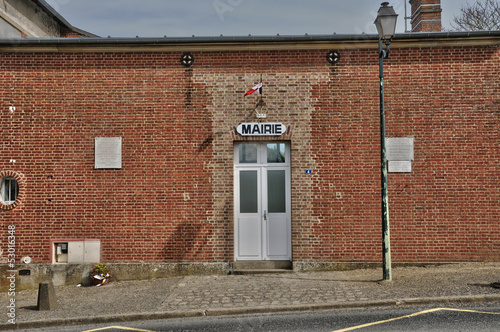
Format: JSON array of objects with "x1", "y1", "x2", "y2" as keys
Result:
[
  {"x1": 54, "y1": 243, "x2": 68, "y2": 263},
  {"x1": 53, "y1": 240, "x2": 100, "y2": 264},
  {"x1": 68, "y1": 241, "x2": 84, "y2": 263}
]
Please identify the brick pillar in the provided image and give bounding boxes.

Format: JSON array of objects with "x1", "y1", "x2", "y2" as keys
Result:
[{"x1": 409, "y1": 0, "x2": 442, "y2": 32}]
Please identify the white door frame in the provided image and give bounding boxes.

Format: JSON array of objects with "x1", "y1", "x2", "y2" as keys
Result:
[{"x1": 234, "y1": 142, "x2": 291, "y2": 261}]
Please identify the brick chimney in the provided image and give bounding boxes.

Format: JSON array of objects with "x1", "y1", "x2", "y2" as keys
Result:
[{"x1": 409, "y1": 0, "x2": 442, "y2": 32}]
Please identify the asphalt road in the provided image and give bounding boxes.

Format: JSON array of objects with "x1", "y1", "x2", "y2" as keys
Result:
[{"x1": 18, "y1": 302, "x2": 500, "y2": 332}]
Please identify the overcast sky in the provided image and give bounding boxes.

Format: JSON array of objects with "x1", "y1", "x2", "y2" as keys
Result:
[{"x1": 46, "y1": 0, "x2": 468, "y2": 38}]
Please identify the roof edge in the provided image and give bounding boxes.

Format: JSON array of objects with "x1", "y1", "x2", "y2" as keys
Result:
[{"x1": 0, "y1": 31, "x2": 499, "y2": 51}]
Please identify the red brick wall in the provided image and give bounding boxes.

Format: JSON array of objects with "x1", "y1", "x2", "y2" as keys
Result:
[
  {"x1": 308, "y1": 45, "x2": 500, "y2": 262},
  {"x1": 0, "y1": 53, "x2": 220, "y2": 263},
  {"x1": 1, "y1": 41, "x2": 499, "y2": 264}
]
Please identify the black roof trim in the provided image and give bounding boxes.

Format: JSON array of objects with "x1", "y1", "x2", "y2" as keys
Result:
[{"x1": 1, "y1": 30, "x2": 499, "y2": 46}]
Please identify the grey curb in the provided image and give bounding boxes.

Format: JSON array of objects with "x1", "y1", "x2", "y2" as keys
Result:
[{"x1": 2, "y1": 295, "x2": 500, "y2": 331}]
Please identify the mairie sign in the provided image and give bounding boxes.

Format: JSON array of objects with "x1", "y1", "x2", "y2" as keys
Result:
[{"x1": 236, "y1": 123, "x2": 286, "y2": 136}]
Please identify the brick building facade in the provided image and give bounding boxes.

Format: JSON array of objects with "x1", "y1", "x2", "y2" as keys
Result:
[
  {"x1": 1, "y1": 4, "x2": 499, "y2": 288},
  {"x1": 0, "y1": 0, "x2": 96, "y2": 38}
]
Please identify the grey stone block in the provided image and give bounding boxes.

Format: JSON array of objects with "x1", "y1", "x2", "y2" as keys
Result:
[{"x1": 37, "y1": 281, "x2": 58, "y2": 310}]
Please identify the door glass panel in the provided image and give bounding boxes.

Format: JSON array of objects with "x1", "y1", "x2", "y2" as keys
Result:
[
  {"x1": 267, "y1": 143, "x2": 286, "y2": 163},
  {"x1": 239, "y1": 144, "x2": 258, "y2": 164},
  {"x1": 240, "y1": 171, "x2": 258, "y2": 213},
  {"x1": 268, "y1": 170, "x2": 286, "y2": 213}
]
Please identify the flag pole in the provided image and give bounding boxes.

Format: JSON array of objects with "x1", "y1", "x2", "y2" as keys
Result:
[{"x1": 260, "y1": 74, "x2": 263, "y2": 108}]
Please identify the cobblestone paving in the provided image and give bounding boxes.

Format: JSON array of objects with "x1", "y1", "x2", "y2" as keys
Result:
[{"x1": 158, "y1": 274, "x2": 367, "y2": 311}]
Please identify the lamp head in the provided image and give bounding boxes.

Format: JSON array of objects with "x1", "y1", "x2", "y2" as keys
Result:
[{"x1": 374, "y1": 2, "x2": 398, "y2": 40}]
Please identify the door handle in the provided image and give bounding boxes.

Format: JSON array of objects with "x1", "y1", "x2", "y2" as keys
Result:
[{"x1": 264, "y1": 210, "x2": 267, "y2": 221}]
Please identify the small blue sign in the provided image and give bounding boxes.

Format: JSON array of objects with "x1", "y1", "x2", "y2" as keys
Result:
[{"x1": 305, "y1": 170, "x2": 312, "y2": 175}]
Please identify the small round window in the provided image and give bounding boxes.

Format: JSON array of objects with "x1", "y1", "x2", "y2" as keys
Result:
[
  {"x1": 1, "y1": 177, "x2": 19, "y2": 205},
  {"x1": 0, "y1": 171, "x2": 25, "y2": 210}
]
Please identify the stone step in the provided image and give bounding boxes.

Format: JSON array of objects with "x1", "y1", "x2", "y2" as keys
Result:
[
  {"x1": 231, "y1": 269, "x2": 294, "y2": 275},
  {"x1": 231, "y1": 261, "x2": 293, "y2": 275}
]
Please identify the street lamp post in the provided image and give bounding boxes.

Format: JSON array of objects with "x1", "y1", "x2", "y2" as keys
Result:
[{"x1": 374, "y1": 2, "x2": 398, "y2": 281}]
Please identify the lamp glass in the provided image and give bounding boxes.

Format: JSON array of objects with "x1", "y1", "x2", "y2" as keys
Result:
[{"x1": 374, "y1": 3, "x2": 398, "y2": 39}]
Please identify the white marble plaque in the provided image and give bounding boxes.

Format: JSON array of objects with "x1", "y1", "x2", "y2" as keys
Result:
[
  {"x1": 95, "y1": 137, "x2": 122, "y2": 169},
  {"x1": 386, "y1": 138, "x2": 414, "y2": 161},
  {"x1": 388, "y1": 161, "x2": 412, "y2": 173}
]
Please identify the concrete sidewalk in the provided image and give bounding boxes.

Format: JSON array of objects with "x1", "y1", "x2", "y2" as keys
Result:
[{"x1": 1, "y1": 263, "x2": 500, "y2": 330}]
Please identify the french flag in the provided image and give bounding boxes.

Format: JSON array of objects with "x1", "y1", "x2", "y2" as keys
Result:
[{"x1": 244, "y1": 82, "x2": 262, "y2": 96}]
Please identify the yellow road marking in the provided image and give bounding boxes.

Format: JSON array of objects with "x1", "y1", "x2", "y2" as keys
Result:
[
  {"x1": 331, "y1": 307, "x2": 500, "y2": 332},
  {"x1": 81, "y1": 326, "x2": 156, "y2": 332},
  {"x1": 443, "y1": 308, "x2": 500, "y2": 315}
]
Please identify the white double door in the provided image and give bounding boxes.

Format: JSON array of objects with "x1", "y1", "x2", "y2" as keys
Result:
[{"x1": 234, "y1": 142, "x2": 291, "y2": 261}]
